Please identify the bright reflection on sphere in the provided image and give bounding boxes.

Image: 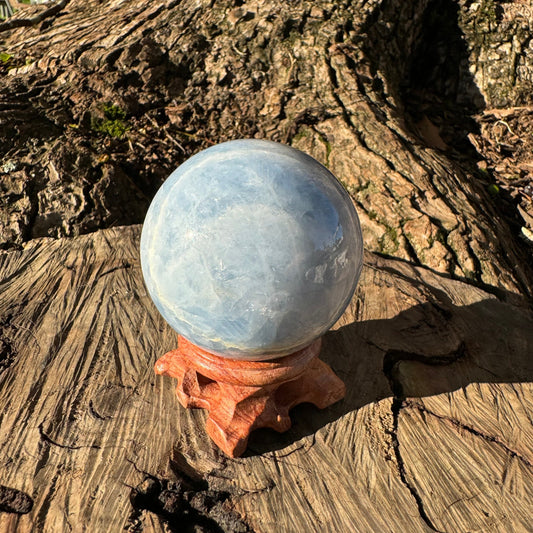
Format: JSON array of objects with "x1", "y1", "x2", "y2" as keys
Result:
[{"x1": 141, "y1": 139, "x2": 363, "y2": 360}]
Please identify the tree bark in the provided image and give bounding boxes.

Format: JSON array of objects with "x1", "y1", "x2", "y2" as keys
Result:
[{"x1": 0, "y1": 0, "x2": 532, "y2": 295}]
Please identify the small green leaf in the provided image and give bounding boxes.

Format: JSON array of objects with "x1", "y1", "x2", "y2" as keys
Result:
[
  {"x1": 487, "y1": 184, "x2": 500, "y2": 196},
  {"x1": 0, "y1": 52, "x2": 13, "y2": 64}
]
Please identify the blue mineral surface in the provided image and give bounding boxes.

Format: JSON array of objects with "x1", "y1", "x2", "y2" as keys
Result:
[{"x1": 141, "y1": 139, "x2": 363, "y2": 360}]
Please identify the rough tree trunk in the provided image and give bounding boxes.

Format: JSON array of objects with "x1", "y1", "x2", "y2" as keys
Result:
[
  {"x1": 0, "y1": 0, "x2": 532, "y2": 293},
  {"x1": 1, "y1": 0, "x2": 532, "y2": 532}
]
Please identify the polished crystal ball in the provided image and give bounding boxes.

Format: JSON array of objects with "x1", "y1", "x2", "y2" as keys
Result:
[{"x1": 141, "y1": 139, "x2": 363, "y2": 360}]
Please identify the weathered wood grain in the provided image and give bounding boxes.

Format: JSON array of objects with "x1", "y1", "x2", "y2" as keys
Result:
[{"x1": 0, "y1": 225, "x2": 532, "y2": 532}]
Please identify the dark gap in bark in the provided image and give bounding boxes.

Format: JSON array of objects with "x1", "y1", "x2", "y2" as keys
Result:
[{"x1": 402, "y1": 0, "x2": 484, "y2": 155}]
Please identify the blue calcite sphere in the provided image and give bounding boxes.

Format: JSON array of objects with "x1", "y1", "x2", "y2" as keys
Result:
[{"x1": 141, "y1": 139, "x2": 363, "y2": 360}]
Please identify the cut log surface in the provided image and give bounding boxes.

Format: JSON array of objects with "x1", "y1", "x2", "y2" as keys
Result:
[{"x1": 0, "y1": 225, "x2": 532, "y2": 532}]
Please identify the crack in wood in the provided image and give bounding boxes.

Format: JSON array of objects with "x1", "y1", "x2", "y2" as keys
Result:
[
  {"x1": 404, "y1": 400, "x2": 533, "y2": 469},
  {"x1": 88, "y1": 399, "x2": 112, "y2": 420},
  {"x1": 98, "y1": 261, "x2": 133, "y2": 278},
  {"x1": 382, "y1": 345, "x2": 469, "y2": 533},
  {"x1": 389, "y1": 397, "x2": 444, "y2": 533},
  {"x1": 383, "y1": 342, "x2": 467, "y2": 379},
  {"x1": 38, "y1": 423, "x2": 101, "y2": 450}
]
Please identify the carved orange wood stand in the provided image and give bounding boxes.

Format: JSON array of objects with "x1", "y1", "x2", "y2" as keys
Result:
[{"x1": 154, "y1": 335, "x2": 346, "y2": 457}]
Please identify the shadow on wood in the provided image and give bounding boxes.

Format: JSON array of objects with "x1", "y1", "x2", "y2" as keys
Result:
[
  {"x1": 247, "y1": 295, "x2": 533, "y2": 455},
  {"x1": 1, "y1": 227, "x2": 532, "y2": 532}
]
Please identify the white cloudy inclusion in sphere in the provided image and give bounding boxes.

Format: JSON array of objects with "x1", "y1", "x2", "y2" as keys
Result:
[{"x1": 140, "y1": 139, "x2": 363, "y2": 360}]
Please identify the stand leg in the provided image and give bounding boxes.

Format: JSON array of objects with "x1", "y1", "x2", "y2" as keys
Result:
[{"x1": 155, "y1": 338, "x2": 345, "y2": 457}]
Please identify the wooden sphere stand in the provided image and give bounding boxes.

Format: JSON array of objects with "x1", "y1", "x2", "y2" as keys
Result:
[{"x1": 155, "y1": 335, "x2": 346, "y2": 457}]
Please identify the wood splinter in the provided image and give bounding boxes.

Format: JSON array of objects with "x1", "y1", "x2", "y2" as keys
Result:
[{"x1": 155, "y1": 335, "x2": 346, "y2": 457}]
